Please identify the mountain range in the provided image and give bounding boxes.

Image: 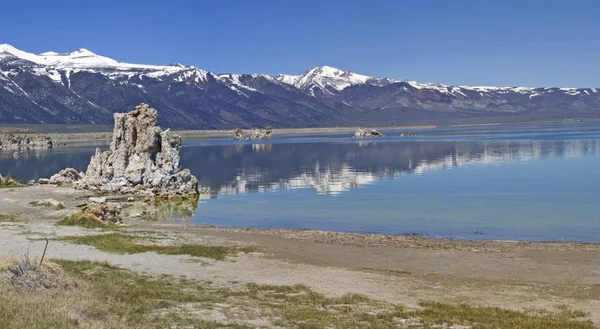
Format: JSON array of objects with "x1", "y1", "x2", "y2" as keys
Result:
[{"x1": 1, "y1": 44, "x2": 599, "y2": 129}]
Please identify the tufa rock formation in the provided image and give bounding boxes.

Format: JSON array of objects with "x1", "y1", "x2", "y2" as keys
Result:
[
  {"x1": 80, "y1": 202, "x2": 122, "y2": 224},
  {"x1": 233, "y1": 128, "x2": 246, "y2": 140},
  {"x1": 0, "y1": 134, "x2": 53, "y2": 150},
  {"x1": 353, "y1": 128, "x2": 384, "y2": 138},
  {"x1": 49, "y1": 168, "x2": 84, "y2": 187},
  {"x1": 46, "y1": 104, "x2": 199, "y2": 198},
  {"x1": 250, "y1": 127, "x2": 273, "y2": 140}
]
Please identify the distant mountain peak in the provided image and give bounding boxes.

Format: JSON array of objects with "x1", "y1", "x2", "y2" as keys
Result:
[
  {"x1": 275, "y1": 65, "x2": 395, "y2": 96},
  {"x1": 0, "y1": 43, "x2": 19, "y2": 53},
  {"x1": 309, "y1": 65, "x2": 343, "y2": 75},
  {"x1": 0, "y1": 44, "x2": 119, "y2": 66}
]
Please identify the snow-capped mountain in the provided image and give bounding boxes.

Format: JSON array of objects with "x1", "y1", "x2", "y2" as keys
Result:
[
  {"x1": 275, "y1": 65, "x2": 395, "y2": 97},
  {"x1": 1, "y1": 44, "x2": 599, "y2": 128}
]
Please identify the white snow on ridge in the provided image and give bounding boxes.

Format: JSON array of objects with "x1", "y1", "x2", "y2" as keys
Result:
[
  {"x1": 275, "y1": 74, "x2": 299, "y2": 86},
  {"x1": 0, "y1": 43, "x2": 187, "y2": 75},
  {"x1": 171, "y1": 68, "x2": 209, "y2": 84},
  {"x1": 38, "y1": 48, "x2": 119, "y2": 66},
  {"x1": 0, "y1": 44, "x2": 44, "y2": 64},
  {"x1": 1, "y1": 44, "x2": 596, "y2": 99},
  {"x1": 216, "y1": 73, "x2": 262, "y2": 96},
  {"x1": 0, "y1": 44, "x2": 215, "y2": 87},
  {"x1": 39, "y1": 51, "x2": 59, "y2": 56}
]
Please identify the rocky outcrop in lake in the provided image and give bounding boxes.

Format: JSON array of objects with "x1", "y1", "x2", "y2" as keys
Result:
[
  {"x1": 45, "y1": 104, "x2": 199, "y2": 199},
  {"x1": 233, "y1": 128, "x2": 246, "y2": 140},
  {"x1": 250, "y1": 127, "x2": 273, "y2": 140},
  {"x1": 353, "y1": 128, "x2": 384, "y2": 138},
  {"x1": 0, "y1": 134, "x2": 53, "y2": 150}
]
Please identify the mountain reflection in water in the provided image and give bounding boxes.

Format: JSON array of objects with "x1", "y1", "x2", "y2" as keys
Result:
[{"x1": 181, "y1": 139, "x2": 600, "y2": 197}]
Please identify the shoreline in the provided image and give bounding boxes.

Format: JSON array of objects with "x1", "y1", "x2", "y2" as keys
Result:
[
  {"x1": 2, "y1": 185, "x2": 600, "y2": 326},
  {"x1": 2, "y1": 185, "x2": 599, "y2": 252},
  {"x1": 3, "y1": 117, "x2": 600, "y2": 143},
  {"x1": 3, "y1": 184, "x2": 600, "y2": 251},
  {"x1": 178, "y1": 224, "x2": 600, "y2": 252}
]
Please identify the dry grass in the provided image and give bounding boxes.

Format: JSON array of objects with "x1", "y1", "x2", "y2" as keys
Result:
[
  {"x1": 55, "y1": 212, "x2": 111, "y2": 229},
  {"x1": 0, "y1": 259, "x2": 596, "y2": 329},
  {"x1": 0, "y1": 173, "x2": 22, "y2": 188},
  {"x1": 28, "y1": 200, "x2": 66, "y2": 210},
  {"x1": 2, "y1": 256, "x2": 74, "y2": 291},
  {"x1": 412, "y1": 302, "x2": 595, "y2": 329},
  {"x1": 58, "y1": 233, "x2": 255, "y2": 260},
  {"x1": 0, "y1": 213, "x2": 26, "y2": 222},
  {"x1": 0, "y1": 259, "x2": 249, "y2": 329}
]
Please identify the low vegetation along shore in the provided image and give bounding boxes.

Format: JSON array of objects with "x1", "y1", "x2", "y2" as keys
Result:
[{"x1": 1, "y1": 184, "x2": 600, "y2": 328}]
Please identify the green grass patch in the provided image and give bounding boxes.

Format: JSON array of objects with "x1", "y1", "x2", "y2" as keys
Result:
[
  {"x1": 0, "y1": 173, "x2": 22, "y2": 188},
  {"x1": 29, "y1": 200, "x2": 65, "y2": 210},
  {"x1": 0, "y1": 213, "x2": 25, "y2": 222},
  {"x1": 246, "y1": 283, "x2": 404, "y2": 328},
  {"x1": 55, "y1": 213, "x2": 111, "y2": 229},
  {"x1": 412, "y1": 301, "x2": 595, "y2": 329},
  {"x1": 245, "y1": 283, "x2": 596, "y2": 329},
  {"x1": 58, "y1": 233, "x2": 255, "y2": 260},
  {"x1": 0, "y1": 180, "x2": 21, "y2": 188}
]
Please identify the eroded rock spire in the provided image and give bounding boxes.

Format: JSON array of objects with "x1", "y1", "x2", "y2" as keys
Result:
[{"x1": 49, "y1": 103, "x2": 199, "y2": 198}]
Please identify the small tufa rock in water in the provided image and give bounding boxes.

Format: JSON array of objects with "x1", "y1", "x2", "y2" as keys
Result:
[
  {"x1": 250, "y1": 127, "x2": 273, "y2": 140},
  {"x1": 353, "y1": 128, "x2": 384, "y2": 138},
  {"x1": 38, "y1": 178, "x2": 50, "y2": 185},
  {"x1": 233, "y1": 128, "x2": 246, "y2": 140},
  {"x1": 0, "y1": 133, "x2": 53, "y2": 150}
]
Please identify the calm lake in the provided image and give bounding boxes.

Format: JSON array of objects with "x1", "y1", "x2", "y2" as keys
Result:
[{"x1": 2, "y1": 124, "x2": 600, "y2": 242}]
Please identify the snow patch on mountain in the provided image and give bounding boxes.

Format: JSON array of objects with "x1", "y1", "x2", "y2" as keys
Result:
[
  {"x1": 274, "y1": 73, "x2": 299, "y2": 86},
  {"x1": 216, "y1": 74, "x2": 263, "y2": 98}
]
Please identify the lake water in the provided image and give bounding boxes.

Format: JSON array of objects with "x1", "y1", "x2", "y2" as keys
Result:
[{"x1": 2, "y1": 124, "x2": 600, "y2": 242}]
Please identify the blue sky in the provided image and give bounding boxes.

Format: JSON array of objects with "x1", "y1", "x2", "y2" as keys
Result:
[{"x1": 2, "y1": 0, "x2": 598, "y2": 87}]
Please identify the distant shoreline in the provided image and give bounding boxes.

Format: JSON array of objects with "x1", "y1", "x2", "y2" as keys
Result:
[
  {"x1": 0, "y1": 125, "x2": 437, "y2": 141},
  {"x1": 2, "y1": 116, "x2": 600, "y2": 142}
]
